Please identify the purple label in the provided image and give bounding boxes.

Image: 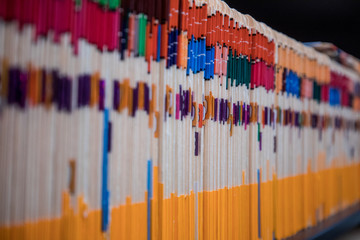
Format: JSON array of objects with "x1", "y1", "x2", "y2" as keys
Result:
[
  {"x1": 99, "y1": 79, "x2": 105, "y2": 111},
  {"x1": 175, "y1": 93, "x2": 180, "y2": 120},
  {"x1": 264, "y1": 107, "x2": 268, "y2": 126},
  {"x1": 144, "y1": 83, "x2": 150, "y2": 114},
  {"x1": 113, "y1": 80, "x2": 120, "y2": 110},
  {"x1": 194, "y1": 132, "x2": 199, "y2": 156},
  {"x1": 132, "y1": 84, "x2": 138, "y2": 117},
  {"x1": 214, "y1": 98, "x2": 218, "y2": 122},
  {"x1": 19, "y1": 71, "x2": 28, "y2": 108}
]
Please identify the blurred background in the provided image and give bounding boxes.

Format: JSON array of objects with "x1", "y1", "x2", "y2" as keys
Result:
[{"x1": 226, "y1": 0, "x2": 360, "y2": 239}]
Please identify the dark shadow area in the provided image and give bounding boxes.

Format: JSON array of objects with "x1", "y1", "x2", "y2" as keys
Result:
[
  {"x1": 336, "y1": 226, "x2": 360, "y2": 240},
  {"x1": 282, "y1": 204, "x2": 360, "y2": 240},
  {"x1": 225, "y1": 0, "x2": 360, "y2": 58}
]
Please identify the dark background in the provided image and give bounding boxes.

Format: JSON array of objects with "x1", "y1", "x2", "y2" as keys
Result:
[{"x1": 225, "y1": 0, "x2": 360, "y2": 58}]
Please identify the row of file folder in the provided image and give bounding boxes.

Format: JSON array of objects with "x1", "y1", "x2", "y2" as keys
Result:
[{"x1": 0, "y1": 0, "x2": 360, "y2": 239}]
